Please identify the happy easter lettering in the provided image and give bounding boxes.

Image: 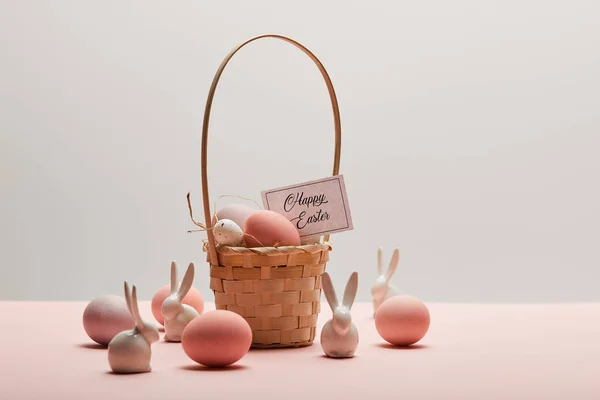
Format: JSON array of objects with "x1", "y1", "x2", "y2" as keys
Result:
[
  {"x1": 284, "y1": 192, "x2": 329, "y2": 212},
  {"x1": 284, "y1": 192, "x2": 331, "y2": 229},
  {"x1": 261, "y1": 175, "x2": 354, "y2": 238}
]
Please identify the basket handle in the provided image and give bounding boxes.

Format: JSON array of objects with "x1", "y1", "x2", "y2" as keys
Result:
[{"x1": 201, "y1": 34, "x2": 342, "y2": 264}]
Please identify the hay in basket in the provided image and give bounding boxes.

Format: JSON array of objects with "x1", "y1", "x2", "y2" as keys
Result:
[{"x1": 199, "y1": 34, "x2": 342, "y2": 348}]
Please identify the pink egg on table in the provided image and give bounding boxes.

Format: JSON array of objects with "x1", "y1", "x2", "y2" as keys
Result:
[
  {"x1": 375, "y1": 295, "x2": 430, "y2": 346},
  {"x1": 151, "y1": 284, "x2": 204, "y2": 326},
  {"x1": 82, "y1": 295, "x2": 135, "y2": 345},
  {"x1": 244, "y1": 210, "x2": 301, "y2": 247},
  {"x1": 181, "y1": 310, "x2": 252, "y2": 368},
  {"x1": 212, "y1": 204, "x2": 255, "y2": 231}
]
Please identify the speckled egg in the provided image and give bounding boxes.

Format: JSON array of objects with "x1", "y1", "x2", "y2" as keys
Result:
[
  {"x1": 213, "y1": 219, "x2": 245, "y2": 246},
  {"x1": 151, "y1": 284, "x2": 204, "y2": 326},
  {"x1": 82, "y1": 295, "x2": 135, "y2": 345},
  {"x1": 375, "y1": 295, "x2": 430, "y2": 346},
  {"x1": 181, "y1": 310, "x2": 252, "y2": 367},
  {"x1": 244, "y1": 210, "x2": 301, "y2": 247}
]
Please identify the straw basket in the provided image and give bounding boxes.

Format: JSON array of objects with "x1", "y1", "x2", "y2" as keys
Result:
[{"x1": 200, "y1": 34, "x2": 342, "y2": 348}]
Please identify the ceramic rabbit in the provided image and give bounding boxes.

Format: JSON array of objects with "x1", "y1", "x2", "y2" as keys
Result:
[
  {"x1": 320, "y1": 271, "x2": 359, "y2": 358},
  {"x1": 162, "y1": 261, "x2": 199, "y2": 342},
  {"x1": 371, "y1": 247, "x2": 400, "y2": 316},
  {"x1": 108, "y1": 282, "x2": 159, "y2": 374}
]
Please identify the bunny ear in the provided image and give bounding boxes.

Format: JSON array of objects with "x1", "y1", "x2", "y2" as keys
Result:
[
  {"x1": 321, "y1": 272, "x2": 339, "y2": 311},
  {"x1": 342, "y1": 272, "x2": 358, "y2": 310},
  {"x1": 130, "y1": 285, "x2": 143, "y2": 327},
  {"x1": 385, "y1": 248, "x2": 400, "y2": 282},
  {"x1": 123, "y1": 281, "x2": 133, "y2": 315},
  {"x1": 377, "y1": 247, "x2": 384, "y2": 276},
  {"x1": 177, "y1": 263, "x2": 195, "y2": 299},
  {"x1": 170, "y1": 261, "x2": 178, "y2": 294}
]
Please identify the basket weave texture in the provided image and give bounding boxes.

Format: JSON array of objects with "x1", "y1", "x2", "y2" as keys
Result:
[{"x1": 208, "y1": 243, "x2": 331, "y2": 348}]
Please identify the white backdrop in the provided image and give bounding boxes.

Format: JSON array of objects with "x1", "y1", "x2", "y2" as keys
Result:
[{"x1": 1, "y1": 0, "x2": 599, "y2": 302}]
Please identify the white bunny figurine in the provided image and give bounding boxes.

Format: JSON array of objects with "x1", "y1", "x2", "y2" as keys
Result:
[
  {"x1": 108, "y1": 282, "x2": 159, "y2": 374},
  {"x1": 371, "y1": 247, "x2": 400, "y2": 316},
  {"x1": 320, "y1": 271, "x2": 359, "y2": 358},
  {"x1": 161, "y1": 261, "x2": 199, "y2": 342}
]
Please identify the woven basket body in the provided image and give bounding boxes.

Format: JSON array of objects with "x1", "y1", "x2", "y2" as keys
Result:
[
  {"x1": 199, "y1": 34, "x2": 342, "y2": 348},
  {"x1": 207, "y1": 244, "x2": 331, "y2": 348}
]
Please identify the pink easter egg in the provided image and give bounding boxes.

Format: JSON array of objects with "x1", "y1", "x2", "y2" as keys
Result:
[
  {"x1": 375, "y1": 295, "x2": 430, "y2": 346},
  {"x1": 212, "y1": 204, "x2": 255, "y2": 232},
  {"x1": 244, "y1": 210, "x2": 301, "y2": 247},
  {"x1": 151, "y1": 284, "x2": 204, "y2": 326},
  {"x1": 182, "y1": 310, "x2": 252, "y2": 367},
  {"x1": 82, "y1": 295, "x2": 135, "y2": 345}
]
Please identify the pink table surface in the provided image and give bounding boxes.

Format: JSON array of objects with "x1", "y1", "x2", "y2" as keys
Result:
[{"x1": 0, "y1": 302, "x2": 599, "y2": 400}]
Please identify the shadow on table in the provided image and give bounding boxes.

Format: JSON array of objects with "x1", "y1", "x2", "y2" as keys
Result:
[
  {"x1": 156, "y1": 340, "x2": 181, "y2": 346},
  {"x1": 249, "y1": 345, "x2": 313, "y2": 353},
  {"x1": 77, "y1": 343, "x2": 107, "y2": 350},
  {"x1": 317, "y1": 354, "x2": 356, "y2": 360},
  {"x1": 180, "y1": 364, "x2": 249, "y2": 372},
  {"x1": 104, "y1": 370, "x2": 152, "y2": 375},
  {"x1": 374, "y1": 343, "x2": 430, "y2": 350}
]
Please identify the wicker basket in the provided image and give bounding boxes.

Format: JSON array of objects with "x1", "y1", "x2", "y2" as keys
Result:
[{"x1": 200, "y1": 34, "x2": 342, "y2": 348}]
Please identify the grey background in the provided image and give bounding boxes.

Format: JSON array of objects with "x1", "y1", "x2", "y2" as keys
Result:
[{"x1": 1, "y1": 1, "x2": 599, "y2": 302}]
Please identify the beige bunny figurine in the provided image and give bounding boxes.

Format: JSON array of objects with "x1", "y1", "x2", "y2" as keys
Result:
[
  {"x1": 108, "y1": 282, "x2": 160, "y2": 373},
  {"x1": 320, "y1": 271, "x2": 359, "y2": 358},
  {"x1": 371, "y1": 247, "x2": 400, "y2": 316},
  {"x1": 161, "y1": 261, "x2": 199, "y2": 342}
]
